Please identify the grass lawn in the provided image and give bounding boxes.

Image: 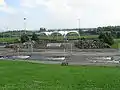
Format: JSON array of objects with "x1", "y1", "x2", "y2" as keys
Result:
[
  {"x1": 0, "y1": 60, "x2": 120, "y2": 90},
  {"x1": 38, "y1": 35, "x2": 98, "y2": 40},
  {"x1": 80, "y1": 35, "x2": 98, "y2": 39},
  {"x1": 0, "y1": 38, "x2": 18, "y2": 43},
  {"x1": 0, "y1": 35, "x2": 98, "y2": 43},
  {"x1": 112, "y1": 39, "x2": 120, "y2": 49}
]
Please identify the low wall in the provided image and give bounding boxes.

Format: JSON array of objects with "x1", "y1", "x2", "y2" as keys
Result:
[{"x1": 72, "y1": 49, "x2": 118, "y2": 52}]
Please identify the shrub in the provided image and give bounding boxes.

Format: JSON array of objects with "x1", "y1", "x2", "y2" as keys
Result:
[
  {"x1": 20, "y1": 34, "x2": 29, "y2": 43},
  {"x1": 99, "y1": 32, "x2": 114, "y2": 46}
]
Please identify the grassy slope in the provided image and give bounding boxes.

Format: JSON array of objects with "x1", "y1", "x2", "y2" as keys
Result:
[
  {"x1": 38, "y1": 35, "x2": 99, "y2": 40},
  {"x1": 112, "y1": 39, "x2": 120, "y2": 49},
  {"x1": 0, "y1": 35, "x2": 98, "y2": 43},
  {"x1": 80, "y1": 35, "x2": 98, "y2": 39},
  {"x1": 0, "y1": 61, "x2": 120, "y2": 90},
  {"x1": 0, "y1": 38, "x2": 18, "y2": 43}
]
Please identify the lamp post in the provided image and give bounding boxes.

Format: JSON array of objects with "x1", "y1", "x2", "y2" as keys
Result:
[
  {"x1": 78, "y1": 18, "x2": 80, "y2": 39},
  {"x1": 71, "y1": 43, "x2": 72, "y2": 54},
  {"x1": 118, "y1": 43, "x2": 120, "y2": 52},
  {"x1": 28, "y1": 37, "x2": 33, "y2": 55},
  {"x1": 24, "y1": 17, "x2": 27, "y2": 34},
  {"x1": 78, "y1": 19, "x2": 80, "y2": 29},
  {"x1": 61, "y1": 30, "x2": 68, "y2": 66},
  {"x1": 57, "y1": 30, "x2": 58, "y2": 41},
  {"x1": 64, "y1": 30, "x2": 66, "y2": 55}
]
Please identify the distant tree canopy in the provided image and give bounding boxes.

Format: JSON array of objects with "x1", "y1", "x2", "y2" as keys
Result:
[
  {"x1": 39, "y1": 28, "x2": 46, "y2": 32},
  {"x1": 97, "y1": 26, "x2": 120, "y2": 32},
  {"x1": 116, "y1": 32, "x2": 120, "y2": 38},
  {"x1": 31, "y1": 33, "x2": 39, "y2": 41},
  {"x1": 79, "y1": 29, "x2": 97, "y2": 35},
  {"x1": 20, "y1": 34, "x2": 29, "y2": 43},
  {"x1": 96, "y1": 26, "x2": 120, "y2": 39}
]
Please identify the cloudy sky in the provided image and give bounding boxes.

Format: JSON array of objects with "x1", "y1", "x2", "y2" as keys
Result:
[{"x1": 0, "y1": 0, "x2": 120, "y2": 30}]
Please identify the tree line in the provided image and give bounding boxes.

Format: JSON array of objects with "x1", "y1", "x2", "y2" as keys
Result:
[
  {"x1": 20, "y1": 33, "x2": 39, "y2": 43},
  {"x1": 97, "y1": 26, "x2": 120, "y2": 38}
]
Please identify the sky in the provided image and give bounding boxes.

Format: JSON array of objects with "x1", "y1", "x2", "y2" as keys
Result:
[{"x1": 0, "y1": 0, "x2": 120, "y2": 31}]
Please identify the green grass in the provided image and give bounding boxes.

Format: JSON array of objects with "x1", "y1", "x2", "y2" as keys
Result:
[
  {"x1": 80, "y1": 35, "x2": 98, "y2": 39},
  {"x1": 0, "y1": 35, "x2": 98, "y2": 43},
  {"x1": 111, "y1": 39, "x2": 120, "y2": 49},
  {"x1": 0, "y1": 60, "x2": 120, "y2": 90},
  {"x1": 39, "y1": 35, "x2": 98, "y2": 40},
  {"x1": 111, "y1": 43, "x2": 118, "y2": 49},
  {"x1": 0, "y1": 38, "x2": 18, "y2": 43}
]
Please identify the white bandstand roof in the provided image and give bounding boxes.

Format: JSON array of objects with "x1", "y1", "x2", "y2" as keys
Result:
[{"x1": 37, "y1": 30, "x2": 80, "y2": 37}]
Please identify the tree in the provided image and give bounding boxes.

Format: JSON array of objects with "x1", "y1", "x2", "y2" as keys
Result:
[
  {"x1": 31, "y1": 33, "x2": 39, "y2": 41},
  {"x1": 116, "y1": 32, "x2": 120, "y2": 38},
  {"x1": 20, "y1": 34, "x2": 29, "y2": 43},
  {"x1": 97, "y1": 27, "x2": 104, "y2": 33},
  {"x1": 79, "y1": 29, "x2": 83, "y2": 35},
  {"x1": 98, "y1": 32, "x2": 114, "y2": 46},
  {"x1": 39, "y1": 28, "x2": 46, "y2": 32}
]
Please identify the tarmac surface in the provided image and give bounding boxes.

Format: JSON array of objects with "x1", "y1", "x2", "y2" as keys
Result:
[
  {"x1": 0, "y1": 46, "x2": 120, "y2": 66},
  {"x1": 27, "y1": 49, "x2": 120, "y2": 66}
]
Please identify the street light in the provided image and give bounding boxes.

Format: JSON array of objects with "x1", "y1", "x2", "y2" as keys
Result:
[
  {"x1": 28, "y1": 37, "x2": 33, "y2": 55},
  {"x1": 71, "y1": 43, "x2": 72, "y2": 54},
  {"x1": 61, "y1": 30, "x2": 68, "y2": 66},
  {"x1": 24, "y1": 17, "x2": 27, "y2": 34},
  {"x1": 77, "y1": 18, "x2": 80, "y2": 39},
  {"x1": 63, "y1": 30, "x2": 66, "y2": 61},
  {"x1": 78, "y1": 19, "x2": 80, "y2": 29}
]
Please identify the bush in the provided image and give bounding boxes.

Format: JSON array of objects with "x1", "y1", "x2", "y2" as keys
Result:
[
  {"x1": 99, "y1": 32, "x2": 114, "y2": 46},
  {"x1": 20, "y1": 34, "x2": 29, "y2": 43},
  {"x1": 31, "y1": 33, "x2": 39, "y2": 42}
]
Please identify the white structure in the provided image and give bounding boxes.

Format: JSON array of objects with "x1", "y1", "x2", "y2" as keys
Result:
[
  {"x1": 37, "y1": 30, "x2": 80, "y2": 38},
  {"x1": 39, "y1": 32, "x2": 53, "y2": 36},
  {"x1": 47, "y1": 43, "x2": 62, "y2": 47}
]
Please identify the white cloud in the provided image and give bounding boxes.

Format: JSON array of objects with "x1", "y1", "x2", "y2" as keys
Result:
[
  {"x1": 20, "y1": 0, "x2": 75, "y2": 19},
  {"x1": 0, "y1": 6, "x2": 16, "y2": 14},
  {"x1": 20, "y1": 0, "x2": 36, "y2": 8},
  {"x1": 0, "y1": 0, "x2": 16, "y2": 14},
  {"x1": 19, "y1": 0, "x2": 120, "y2": 28},
  {"x1": 20, "y1": 0, "x2": 47, "y2": 8},
  {"x1": 0, "y1": 0, "x2": 6, "y2": 6}
]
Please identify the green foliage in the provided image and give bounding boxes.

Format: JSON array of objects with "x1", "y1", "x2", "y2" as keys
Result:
[
  {"x1": 97, "y1": 26, "x2": 120, "y2": 39},
  {"x1": 97, "y1": 26, "x2": 114, "y2": 33},
  {"x1": 99, "y1": 32, "x2": 114, "y2": 46},
  {"x1": 31, "y1": 33, "x2": 39, "y2": 41},
  {"x1": 20, "y1": 34, "x2": 29, "y2": 43},
  {"x1": 116, "y1": 32, "x2": 120, "y2": 38}
]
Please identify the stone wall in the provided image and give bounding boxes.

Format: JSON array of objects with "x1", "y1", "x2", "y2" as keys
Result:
[{"x1": 74, "y1": 40, "x2": 110, "y2": 49}]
